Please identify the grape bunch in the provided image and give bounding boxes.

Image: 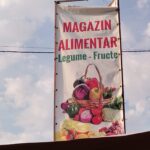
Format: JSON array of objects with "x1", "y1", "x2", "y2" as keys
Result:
[{"x1": 99, "y1": 121, "x2": 124, "y2": 136}]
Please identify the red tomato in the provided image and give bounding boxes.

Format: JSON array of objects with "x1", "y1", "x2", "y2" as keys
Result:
[
  {"x1": 92, "y1": 116, "x2": 102, "y2": 125},
  {"x1": 74, "y1": 114, "x2": 80, "y2": 121}
]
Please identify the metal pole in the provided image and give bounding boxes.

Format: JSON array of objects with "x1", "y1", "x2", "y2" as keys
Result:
[
  {"x1": 54, "y1": 1, "x2": 57, "y2": 142},
  {"x1": 117, "y1": 0, "x2": 126, "y2": 134},
  {"x1": 55, "y1": 0, "x2": 88, "y2": 4}
]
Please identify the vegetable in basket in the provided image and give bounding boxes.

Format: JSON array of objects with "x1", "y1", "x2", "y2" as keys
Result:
[
  {"x1": 73, "y1": 78, "x2": 85, "y2": 88},
  {"x1": 92, "y1": 115, "x2": 103, "y2": 125},
  {"x1": 80, "y1": 110, "x2": 93, "y2": 123},
  {"x1": 73, "y1": 84, "x2": 90, "y2": 100},
  {"x1": 85, "y1": 78, "x2": 99, "y2": 89},
  {"x1": 91, "y1": 104, "x2": 103, "y2": 116},
  {"x1": 67, "y1": 103, "x2": 80, "y2": 118},
  {"x1": 104, "y1": 96, "x2": 123, "y2": 110}
]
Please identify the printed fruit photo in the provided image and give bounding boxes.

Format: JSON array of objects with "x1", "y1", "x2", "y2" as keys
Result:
[
  {"x1": 60, "y1": 64, "x2": 122, "y2": 127},
  {"x1": 89, "y1": 87, "x2": 103, "y2": 101},
  {"x1": 85, "y1": 78, "x2": 99, "y2": 89}
]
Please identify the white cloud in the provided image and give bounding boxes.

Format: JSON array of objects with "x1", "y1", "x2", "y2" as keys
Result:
[
  {"x1": 137, "y1": 0, "x2": 149, "y2": 9},
  {"x1": 1, "y1": 74, "x2": 53, "y2": 143},
  {"x1": 127, "y1": 99, "x2": 150, "y2": 119},
  {"x1": 133, "y1": 22, "x2": 150, "y2": 50},
  {"x1": 0, "y1": 53, "x2": 54, "y2": 144},
  {"x1": 126, "y1": 97, "x2": 150, "y2": 133},
  {"x1": 0, "y1": 0, "x2": 19, "y2": 7},
  {"x1": 0, "y1": 20, "x2": 37, "y2": 45},
  {"x1": 4, "y1": 76, "x2": 32, "y2": 108},
  {"x1": 0, "y1": 53, "x2": 21, "y2": 71},
  {"x1": 0, "y1": 130, "x2": 53, "y2": 144},
  {"x1": 124, "y1": 53, "x2": 150, "y2": 103},
  {"x1": 0, "y1": 0, "x2": 53, "y2": 46},
  {"x1": 0, "y1": 0, "x2": 51, "y2": 22},
  {"x1": 123, "y1": 53, "x2": 150, "y2": 133},
  {"x1": 144, "y1": 22, "x2": 150, "y2": 37},
  {"x1": 121, "y1": 23, "x2": 136, "y2": 49},
  {"x1": 0, "y1": 0, "x2": 150, "y2": 144}
]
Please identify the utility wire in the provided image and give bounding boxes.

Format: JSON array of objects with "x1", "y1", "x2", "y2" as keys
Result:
[
  {"x1": 122, "y1": 50, "x2": 150, "y2": 53},
  {"x1": 0, "y1": 50, "x2": 150, "y2": 54},
  {"x1": 0, "y1": 50, "x2": 147, "y2": 53},
  {"x1": 0, "y1": 45, "x2": 53, "y2": 50},
  {"x1": 0, "y1": 50, "x2": 53, "y2": 54},
  {"x1": 0, "y1": 45, "x2": 150, "y2": 53}
]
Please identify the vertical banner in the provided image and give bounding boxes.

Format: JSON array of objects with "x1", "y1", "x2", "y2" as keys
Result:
[{"x1": 54, "y1": 0, "x2": 125, "y2": 141}]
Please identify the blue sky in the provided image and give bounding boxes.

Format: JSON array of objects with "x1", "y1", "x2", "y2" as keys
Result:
[{"x1": 0, "y1": 0, "x2": 150, "y2": 144}]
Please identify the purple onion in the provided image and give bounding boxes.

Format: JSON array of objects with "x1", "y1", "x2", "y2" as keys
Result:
[{"x1": 80, "y1": 110, "x2": 92, "y2": 123}]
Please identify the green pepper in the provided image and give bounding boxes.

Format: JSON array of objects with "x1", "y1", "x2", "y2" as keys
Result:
[{"x1": 67, "y1": 104, "x2": 80, "y2": 118}]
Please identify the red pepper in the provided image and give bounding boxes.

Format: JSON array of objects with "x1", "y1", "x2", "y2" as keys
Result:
[{"x1": 85, "y1": 78, "x2": 99, "y2": 89}]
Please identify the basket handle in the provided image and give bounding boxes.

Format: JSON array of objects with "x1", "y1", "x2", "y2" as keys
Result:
[{"x1": 83, "y1": 64, "x2": 103, "y2": 89}]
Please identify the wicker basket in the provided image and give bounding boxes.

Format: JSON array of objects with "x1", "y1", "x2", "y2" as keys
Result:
[{"x1": 73, "y1": 64, "x2": 111, "y2": 109}]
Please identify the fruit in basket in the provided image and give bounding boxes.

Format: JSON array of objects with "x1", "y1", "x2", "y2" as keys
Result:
[
  {"x1": 85, "y1": 78, "x2": 99, "y2": 89},
  {"x1": 73, "y1": 84, "x2": 90, "y2": 100},
  {"x1": 91, "y1": 104, "x2": 103, "y2": 116},
  {"x1": 103, "y1": 87, "x2": 116, "y2": 99},
  {"x1": 91, "y1": 107, "x2": 102, "y2": 116},
  {"x1": 73, "y1": 78, "x2": 85, "y2": 88},
  {"x1": 92, "y1": 115, "x2": 102, "y2": 125},
  {"x1": 67, "y1": 103, "x2": 80, "y2": 118},
  {"x1": 80, "y1": 110, "x2": 92, "y2": 123},
  {"x1": 99, "y1": 121, "x2": 124, "y2": 136},
  {"x1": 89, "y1": 87, "x2": 102, "y2": 101}
]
